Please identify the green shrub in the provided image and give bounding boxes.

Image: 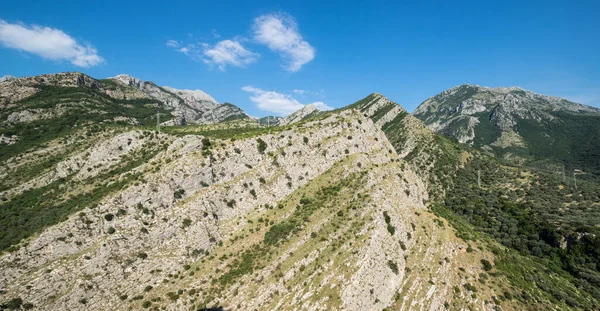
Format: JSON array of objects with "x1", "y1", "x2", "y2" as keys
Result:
[
  {"x1": 387, "y1": 224, "x2": 396, "y2": 235},
  {"x1": 256, "y1": 138, "x2": 267, "y2": 154},
  {"x1": 388, "y1": 260, "x2": 399, "y2": 274},
  {"x1": 481, "y1": 259, "x2": 493, "y2": 271},
  {"x1": 104, "y1": 213, "x2": 114, "y2": 221},
  {"x1": 107, "y1": 227, "x2": 116, "y2": 234}
]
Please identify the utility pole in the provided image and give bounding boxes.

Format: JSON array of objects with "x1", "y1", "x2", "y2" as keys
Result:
[
  {"x1": 477, "y1": 169, "x2": 481, "y2": 187},
  {"x1": 573, "y1": 171, "x2": 577, "y2": 190},
  {"x1": 156, "y1": 110, "x2": 160, "y2": 133}
]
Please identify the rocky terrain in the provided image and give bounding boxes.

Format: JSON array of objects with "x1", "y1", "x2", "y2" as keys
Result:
[
  {"x1": 346, "y1": 93, "x2": 468, "y2": 201},
  {"x1": 1, "y1": 73, "x2": 599, "y2": 310},
  {"x1": 0, "y1": 107, "x2": 511, "y2": 311},
  {"x1": 413, "y1": 84, "x2": 600, "y2": 171},
  {"x1": 0, "y1": 72, "x2": 249, "y2": 125},
  {"x1": 108, "y1": 74, "x2": 249, "y2": 125}
]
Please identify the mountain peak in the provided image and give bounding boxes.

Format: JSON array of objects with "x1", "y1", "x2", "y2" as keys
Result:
[
  {"x1": 161, "y1": 86, "x2": 218, "y2": 105},
  {"x1": 414, "y1": 84, "x2": 600, "y2": 168},
  {"x1": 279, "y1": 104, "x2": 320, "y2": 125}
]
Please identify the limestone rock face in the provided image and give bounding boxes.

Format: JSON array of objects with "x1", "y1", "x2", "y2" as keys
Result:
[
  {"x1": 0, "y1": 108, "x2": 501, "y2": 311},
  {"x1": 348, "y1": 93, "x2": 465, "y2": 202},
  {"x1": 0, "y1": 72, "x2": 100, "y2": 108}
]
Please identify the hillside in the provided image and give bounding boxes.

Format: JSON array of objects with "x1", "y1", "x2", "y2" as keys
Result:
[
  {"x1": 1, "y1": 73, "x2": 599, "y2": 310},
  {"x1": 344, "y1": 93, "x2": 468, "y2": 201},
  {"x1": 0, "y1": 106, "x2": 518, "y2": 311},
  {"x1": 0, "y1": 72, "x2": 249, "y2": 127},
  {"x1": 413, "y1": 84, "x2": 600, "y2": 173}
]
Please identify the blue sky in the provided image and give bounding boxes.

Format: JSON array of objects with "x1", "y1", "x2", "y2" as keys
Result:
[{"x1": 0, "y1": 0, "x2": 599, "y2": 116}]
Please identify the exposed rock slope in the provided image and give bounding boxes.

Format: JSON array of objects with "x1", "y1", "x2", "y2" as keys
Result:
[
  {"x1": 0, "y1": 109, "x2": 508, "y2": 310},
  {"x1": 346, "y1": 93, "x2": 468, "y2": 201}
]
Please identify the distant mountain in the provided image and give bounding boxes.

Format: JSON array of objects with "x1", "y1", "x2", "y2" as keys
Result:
[
  {"x1": 258, "y1": 115, "x2": 283, "y2": 126},
  {"x1": 0, "y1": 72, "x2": 249, "y2": 126},
  {"x1": 278, "y1": 103, "x2": 321, "y2": 125},
  {"x1": 414, "y1": 84, "x2": 600, "y2": 172},
  {"x1": 108, "y1": 74, "x2": 249, "y2": 125}
]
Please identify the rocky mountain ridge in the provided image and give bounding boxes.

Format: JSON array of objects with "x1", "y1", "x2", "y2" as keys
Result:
[
  {"x1": 0, "y1": 72, "x2": 249, "y2": 125},
  {"x1": 413, "y1": 84, "x2": 600, "y2": 170},
  {"x1": 0, "y1": 108, "x2": 508, "y2": 311}
]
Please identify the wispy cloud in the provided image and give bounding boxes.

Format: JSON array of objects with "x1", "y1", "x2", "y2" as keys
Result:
[
  {"x1": 292, "y1": 89, "x2": 306, "y2": 95},
  {"x1": 242, "y1": 86, "x2": 331, "y2": 115},
  {"x1": 0, "y1": 20, "x2": 103, "y2": 67},
  {"x1": 166, "y1": 38, "x2": 257, "y2": 71},
  {"x1": 252, "y1": 13, "x2": 315, "y2": 72},
  {"x1": 203, "y1": 40, "x2": 258, "y2": 71},
  {"x1": 292, "y1": 88, "x2": 325, "y2": 97},
  {"x1": 165, "y1": 40, "x2": 179, "y2": 48}
]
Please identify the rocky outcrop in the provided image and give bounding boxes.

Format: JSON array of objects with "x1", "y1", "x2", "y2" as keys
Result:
[{"x1": 347, "y1": 93, "x2": 466, "y2": 201}]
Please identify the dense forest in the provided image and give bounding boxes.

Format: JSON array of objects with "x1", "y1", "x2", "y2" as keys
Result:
[{"x1": 439, "y1": 155, "x2": 600, "y2": 306}]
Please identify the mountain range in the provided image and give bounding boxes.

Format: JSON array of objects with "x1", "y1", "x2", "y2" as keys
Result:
[{"x1": 0, "y1": 72, "x2": 599, "y2": 310}]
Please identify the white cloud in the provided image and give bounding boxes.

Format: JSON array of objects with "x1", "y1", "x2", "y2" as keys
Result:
[
  {"x1": 203, "y1": 40, "x2": 258, "y2": 71},
  {"x1": 0, "y1": 20, "x2": 103, "y2": 67},
  {"x1": 293, "y1": 89, "x2": 306, "y2": 95},
  {"x1": 178, "y1": 47, "x2": 190, "y2": 54},
  {"x1": 312, "y1": 102, "x2": 333, "y2": 111},
  {"x1": 167, "y1": 38, "x2": 257, "y2": 71},
  {"x1": 166, "y1": 40, "x2": 179, "y2": 48},
  {"x1": 242, "y1": 85, "x2": 330, "y2": 115},
  {"x1": 252, "y1": 13, "x2": 315, "y2": 72}
]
